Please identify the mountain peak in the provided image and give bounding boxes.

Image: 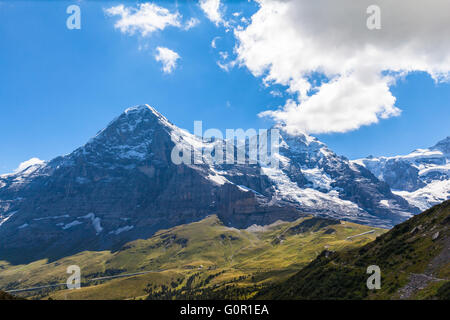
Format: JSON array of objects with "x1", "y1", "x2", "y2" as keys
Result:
[
  {"x1": 67, "y1": 104, "x2": 176, "y2": 164},
  {"x1": 96, "y1": 104, "x2": 173, "y2": 137},
  {"x1": 274, "y1": 124, "x2": 330, "y2": 158},
  {"x1": 121, "y1": 104, "x2": 170, "y2": 124},
  {"x1": 432, "y1": 136, "x2": 450, "y2": 155},
  {"x1": 124, "y1": 104, "x2": 152, "y2": 113},
  {"x1": 124, "y1": 104, "x2": 163, "y2": 118},
  {"x1": 0, "y1": 157, "x2": 45, "y2": 178},
  {"x1": 14, "y1": 158, "x2": 45, "y2": 174},
  {"x1": 274, "y1": 124, "x2": 319, "y2": 145}
]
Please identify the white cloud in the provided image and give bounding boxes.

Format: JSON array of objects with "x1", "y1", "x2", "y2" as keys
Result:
[
  {"x1": 211, "y1": 36, "x2": 220, "y2": 48},
  {"x1": 234, "y1": 0, "x2": 450, "y2": 134},
  {"x1": 219, "y1": 51, "x2": 228, "y2": 60},
  {"x1": 155, "y1": 47, "x2": 180, "y2": 74},
  {"x1": 184, "y1": 17, "x2": 200, "y2": 30},
  {"x1": 260, "y1": 73, "x2": 400, "y2": 134},
  {"x1": 105, "y1": 3, "x2": 181, "y2": 36},
  {"x1": 270, "y1": 90, "x2": 283, "y2": 97},
  {"x1": 199, "y1": 0, "x2": 226, "y2": 26},
  {"x1": 217, "y1": 59, "x2": 236, "y2": 72}
]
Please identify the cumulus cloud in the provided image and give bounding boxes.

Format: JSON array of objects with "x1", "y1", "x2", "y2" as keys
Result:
[
  {"x1": 105, "y1": 3, "x2": 181, "y2": 36},
  {"x1": 199, "y1": 0, "x2": 226, "y2": 26},
  {"x1": 155, "y1": 47, "x2": 180, "y2": 73},
  {"x1": 234, "y1": 0, "x2": 450, "y2": 134}
]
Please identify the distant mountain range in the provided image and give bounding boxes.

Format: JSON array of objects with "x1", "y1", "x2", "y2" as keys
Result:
[
  {"x1": 0, "y1": 104, "x2": 446, "y2": 263},
  {"x1": 353, "y1": 137, "x2": 450, "y2": 211}
]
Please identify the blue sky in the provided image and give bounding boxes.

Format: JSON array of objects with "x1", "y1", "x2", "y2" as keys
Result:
[{"x1": 0, "y1": 0, "x2": 449, "y2": 174}]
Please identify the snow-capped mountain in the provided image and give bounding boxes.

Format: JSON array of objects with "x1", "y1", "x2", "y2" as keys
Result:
[
  {"x1": 0, "y1": 105, "x2": 419, "y2": 263},
  {"x1": 353, "y1": 137, "x2": 450, "y2": 211},
  {"x1": 270, "y1": 128, "x2": 417, "y2": 225}
]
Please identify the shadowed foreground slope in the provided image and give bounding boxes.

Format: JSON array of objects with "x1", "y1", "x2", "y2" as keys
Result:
[
  {"x1": 258, "y1": 200, "x2": 450, "y2": 300},
  {"x1": 0, "y1": 290, "x2": 17, "y2": 300}
]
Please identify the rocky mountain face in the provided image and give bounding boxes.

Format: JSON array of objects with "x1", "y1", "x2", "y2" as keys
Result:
[
  {"x1": 264, "y1": 129, "x2": 417, "y2": 225},
  {"x1": 0, "y1": 105, "x2": 418, "y2": 263},
  {"x1": 353, "y1": 137, "x2": 450, "y2": 211}
]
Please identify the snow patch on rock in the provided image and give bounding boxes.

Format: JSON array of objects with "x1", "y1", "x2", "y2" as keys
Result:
[
  {"x1": 109, "y1": 225, "x2": 134, "y2": 235},
  {"x1": 393, "y1": 180, "x2": 450, "y2": 211},
  {"x1": 0, "y1": 211, "x2": 17, "y2": 227},
  {"x1": 302, "y1": 167, "x2": 333, "y2": 191},
  {"x1": 80, "y1": 213, "x2": 103, "y2": 234},
  {"x1": 63, "y1": 220, "x2": 83, "y2": 230}
]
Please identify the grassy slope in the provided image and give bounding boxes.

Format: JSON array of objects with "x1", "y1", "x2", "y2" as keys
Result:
[
  {"x1": 259, "y1": 200, "x2": 450, "y2": 300},
  {"x1": 0, "y1": 215, "x2": 384, "y2": 300}
]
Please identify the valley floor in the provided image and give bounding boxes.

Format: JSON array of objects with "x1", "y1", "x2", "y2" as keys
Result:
[{"x1": 0, "y1": 215, "x2": 384, "y2": 300}]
